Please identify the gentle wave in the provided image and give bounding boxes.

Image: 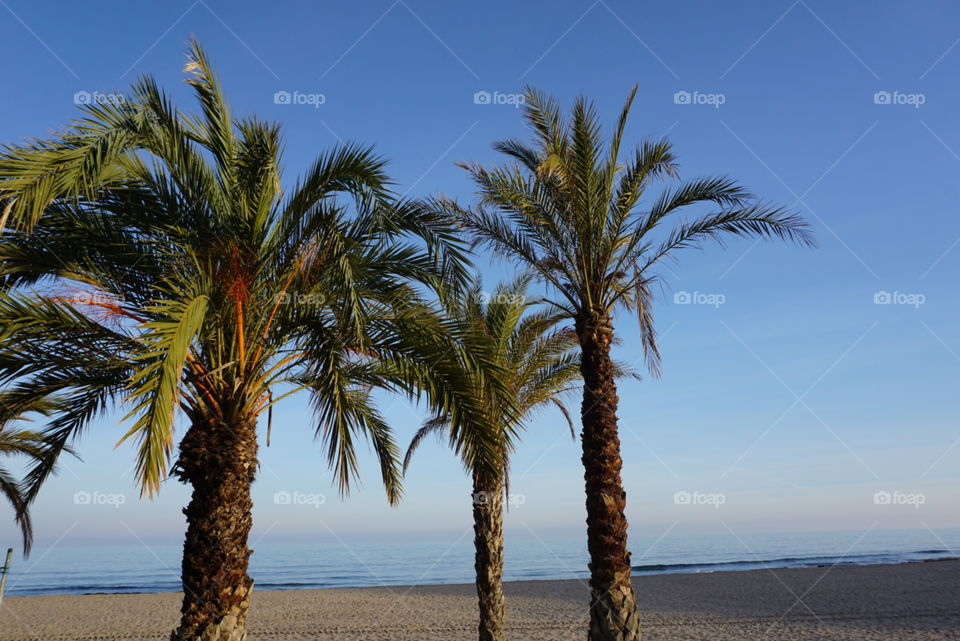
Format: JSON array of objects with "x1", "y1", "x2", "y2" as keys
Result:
[{"x1": 632, "y1": 549, "x2": 957, "y2": 574}]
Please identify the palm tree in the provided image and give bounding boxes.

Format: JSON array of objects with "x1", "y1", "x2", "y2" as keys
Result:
[
  {"x1": 0, "y1": 41, "x2": 470, "y2": 641},
  {"x1": 403, "y1": 277, "x2": 580, "y2": 641},
  {"x1": 441, "y1": 87, "x2": 814, "y2": 640}
]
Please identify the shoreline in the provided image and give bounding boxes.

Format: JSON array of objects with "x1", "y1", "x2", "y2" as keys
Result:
[
  {"x1": 8, "y1": 554, "x2": 958, "y2": 598},
  {"x1": 2, "y1": 559, "x2": 958, "y2": 640}
]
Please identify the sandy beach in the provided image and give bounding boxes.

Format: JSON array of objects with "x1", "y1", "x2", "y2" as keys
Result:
[{"x1": 1, "y1": 559, "x2": 957, "y2": 640}]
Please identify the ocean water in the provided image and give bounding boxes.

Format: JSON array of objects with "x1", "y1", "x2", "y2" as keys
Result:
[{"x1": 5, "y1": 527, "x2": 958, "y2": 596}]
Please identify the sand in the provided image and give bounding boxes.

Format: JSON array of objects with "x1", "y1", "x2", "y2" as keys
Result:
[{"x1": 1, "y1": 559, "x2": 957, "y2": 640}]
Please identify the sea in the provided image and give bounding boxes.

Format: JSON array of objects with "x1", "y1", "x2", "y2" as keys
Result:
[{"x1": 5, "y1": 527, "x2": 958, "y2": 597}]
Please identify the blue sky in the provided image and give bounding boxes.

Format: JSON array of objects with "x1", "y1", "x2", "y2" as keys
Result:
[{"x1": 1, "y1": 0, "x2": 958, "y2": 552}]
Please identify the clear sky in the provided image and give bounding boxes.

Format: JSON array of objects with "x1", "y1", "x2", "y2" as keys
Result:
[{"x1": 1, "y1": 0, "x2": 958, "y2": 552}]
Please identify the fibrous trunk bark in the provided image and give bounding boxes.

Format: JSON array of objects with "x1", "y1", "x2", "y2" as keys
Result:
[
  {"x1": 472, "y1": 469, "x2": 505, "y2": 641},
  {"x1": 576, "y1": 313, "x2": 641, "y2": 641},
  {"x1": 170, "y1": 416, "x2": 257, "y2": 641}
]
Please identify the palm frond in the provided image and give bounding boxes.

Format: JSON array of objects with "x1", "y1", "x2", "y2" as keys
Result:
[
  {"x1": 402, "y1": 416, "x2": 449, "y2": 474},
  {"x1": 120, "y1": 294, "x2": 208, "y2": 496}
]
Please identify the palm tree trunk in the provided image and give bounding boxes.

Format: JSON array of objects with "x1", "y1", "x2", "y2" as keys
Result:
[
  {"x1": 170, "y1": 416, "x2": 257, "y2": 641},
  {"x1": 472, "y1": 469, "x2": 505, "y2": 641},
  {"x1": 576, "y1": 313, "x2": 641, "y2": 641}
]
